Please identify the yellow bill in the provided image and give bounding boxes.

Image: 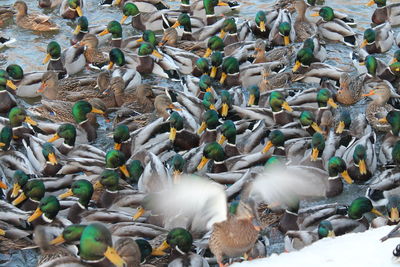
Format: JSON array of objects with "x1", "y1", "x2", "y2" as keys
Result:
[
  {"x1": 91, "y1": 107, "x2": 104, "y2": 114},
  {"x1": 50, "y1": 234, "x2": 66, "y2": 245},
  {"x1": 108, "y1": 61, "x2": 114, "y2": 70},
  {"x1": 360, "y1": 39, "x2": 368, "y2": 48},
  {"x1": 220, "y1": 72, "x2": 227, "y2": 84},
  {"x1": 93, "y1": 180, "x2": 103, "y2": 190},
  {"x1": 0, "y1": 142, "x2": 4, "y2": 147},
  {"x1": 389, "y1": 58, "x2": 398, "y2": 65},
  {"x1": 218, "y1": 1, "x2": 229, "y2": 6},
  {"x1": 169, "y1": 127, "x2": 177, "y2": 141},
  {"x1": 197, "y1": 156, "x2": 209, "y2": 170},
  {"x1": 73, "y1": 25, "x2": 81, "y2": 35},
  {"x1": 58, "y1": 188, "x2": 74, "y2": 199},
  {"x1": 340, "y1": 170, "x2": 353, "y2": 184},
  {"x1": 209, "y1": 104, "x2": 216, "y2": 111},
  {"x1": 197, "y1": 121, "x2": 207, "y2": 134},
  {"x1": 104, "y1": 246, "x2": 127, "y2": 267},
  {"x1": 172, "y1": 21, "x2": 180, "y2": 28},
  {"x1": 43, "y1": 53, "x2": 51, "y2": 65},
  {"x1": 366, "y1": 0, "x2": 375, "y2": 6},
  {"x1": 336, "y1": 121, "x2": 345, "y2": 134},
  {"x1": 203, "y1": 48, "x2": 212, "y2": 58},
  {"x1": 221, "y1": 103, "x2": 229, "y2": 117},
  {"x1": 219, "y1": 30, "x2": 226, "y2": 39},
  {"x1": 327, "y1": 230, "x2": 335, "y2": 237},
  {"x1": 283, "y1": 36, "x2": 290, "y2": 46},
  {"x1": 11, "y1": 183, "x2": 21, "y2": 198},
  {"x1": 25, "y1": 116, "x2": 37, "y2": 126},
  {"x1": 311, "y1": 148, "x2": 319, "y2": 161},
  {"x1": 48, "y1": 152, "x2": 57, "y2": 165},
  {"x1": 6, "y1": 80, "x2": 17, "y2": 90},
  {"x1": 292, "y1": 60, "x2": 301, "y2": 72},
  {"x1": 311, "y1": 122, "x2": 323, "y2": 134},
  {"x1": 310, "y1": 12, "x2": 319, "y2": 17},
  {"x1": 119, "y1": 164, "x2": 130, "y2": 178},
  {"x1": 76, "y1": 6, "x2": 83, "y2": 17},
  {"x1": 259, "y1": 21, "x2": 266, "y2": 32},
  {"x1": 358, "y1": 159, "x2": 367, "y2": 175},
  {"x1": 152, "y1": 50, "x2": 163, "y2": 59},
  {"x1": 114, "y1": 143, "x2": 122, "y2": 150},
  {"x1": 27, "y1": 207, "x2": 43, "y2": 223},
  {"x1": 0, "y1": 229, "x2": 5, "y2": 236},
  {"x1": 390, "y1": 207, "x2": 399, "y2": 222},
  {"x1": 210, "y1": 66, "x2": 218, "y2": 78},
  {"x1": 262, "y1": 140, "x2": 273, "y2": 154},
  {"x1": 132, "y1": 206, "x2": 145, "y2": 220},
  {"x1": 155, "y1": 240, "x2": 170, "y2": 253},
  {"x1": 282, "y1": 101, "x2": 293, "y2": 112},
  {"x1": 327, "y1": 98, "x2": 338, "y2": 108},
  {"x1": 248, "y1": 94, "x2": 256, "y2": 106},
  {"x1": 371, "y1": 208, "x2": 383, "y2": 217},
  {"x1": 218, "y1": 134, "x2": 226, "y2": 145},
  {"x1": 99, "y1": 29, "x2": 110, "y2": 36},
  {"x1": 378, "y1": 117, "x2": 388, "y2": 123}
]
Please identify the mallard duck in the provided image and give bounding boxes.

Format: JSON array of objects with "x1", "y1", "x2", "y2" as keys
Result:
[
  {"x1": 5, "y1": 64, "x2": 44, "y2": 98},
  {"x1": 294, "y1": 0, "x2": 316, "y2": 42},
  {"x1": 13, "y1": 1, "x2": 59, "y2": 31},
  {"x1": 119, "y1": 2, "x2": 166, "y2": 31},
  {"x1": 0, "y1": 71, "x2": 17, "y2": 113},
  {"x1": 71, "y1": 16, "x2": 106, "y2": 45},
  {"x1": 250, "y1": 11, "x2": 269, "y2": 39},
  {"x1": 1, "y1": 106, "x2": 37, "y2": 140},
  {"x1": 192, "y1": 0, "x2": 231, "y2": 25},
  {"x1": 112, "y1": 124, "x2": 131, "y2": 158},
  {"x1": 38, "y1": 0, "x2": 63, "y2": 8},
  {"x1": 301, "y1": 37, "x2": 326, "y2": 62},
  {"x1": 98, "y1": 20, "x2": 140, "y2": 49},
  {"x1": 311, "y1": 6, "x2": 356, "y2": 47},
  {"x1": 0, "y1": 6, "x2": 14, "y2": 26},
  {"x1": 76, "y1": 34, "x2": 109, "y2": 68},
  {"x1": 196, "y1": 142, "x2": 227, "y2": 173},
  {"x1": 378, "y1": 110, "x2": 400, "y2": 165},
  {"x1": 269, "y1": 9, "x2": 295, "y2": 46},
  {"x1": 336, "y1": 72, "x2": 365, "y2": 105},
  {"x1": 92, "y1": 169, "x2": 124, "y2": 209},
  {"x1": 363, "y1": 81, "x2": 399, "y2": 132},
  {"x1": 217, "y1": 120, "x2": 240, "y2": 159},
  {"x1": 361, "y1": 22, "x2": 394, "y2": 54},
  {"x1": 43, "y1": 41, "x2": 85, "y2": 76},
  {"x1": 12, "y1": 179, "x2": 45, "y2": 211},
  {"x1": 159, "y1": 27, "x2": 203, "y2": 56},
  {"x1": 198, "y1": 109, "x2": 219, "y2": 144},
  {"x1": 284, "y1": 220, "x2": 335, "y2": 252},
  {"x1": 366, "y1": 0, "x2": 400, "y2": 26},
  {"x1": 154, "y1": 228, "x2": 210, "y2": 266},
  {"x1": 220, "y1": 57, "x2": 240, "y2": 86},
  {"x1": 60, "y1": 0, "x2": 84, "y2": 19},
  {"x1": 360, "y1": 55, "x2": 400, "y2": 83},
  {"x1": 168, "y1": 111, "x2": 200, "y2": 152}
]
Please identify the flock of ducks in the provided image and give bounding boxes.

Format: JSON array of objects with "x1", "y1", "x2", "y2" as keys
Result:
[{"x1": 1, "y1": 0, "x2": 400, "y2": 266}]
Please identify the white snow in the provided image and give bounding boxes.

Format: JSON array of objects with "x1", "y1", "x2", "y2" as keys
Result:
[{"x1": 232, "y1": 226, "x2": 400, "y2": 267}]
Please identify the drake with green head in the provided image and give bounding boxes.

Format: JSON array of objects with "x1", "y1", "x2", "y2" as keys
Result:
[
  {"x1": 61, "y1": 0, "x2": 83, "y2": 19},
  {"x1": 170, "y1": 154, "x2": 185, "y2": 183},
  {"x1": 347, "y1": 144, "x2": 371, "y2": 182},
  {"x1": 210, "y1": 51, "x2": 223, "y2": 79},
  {"x1": 219, "y1": 90, "x2": 232, "y2": 118},
  {"x1": 271, "y1": 22, "x2": 293, "y2": 46},
  {"x1": 58, "y1": 179, "x2": 94, "y2": 223},
  {"x1": 197, "y1": 142, "x2": 227, "y2": 173},
  {"x1": 366, "y1": 0, "x2": 400, "y2": 26},
  {"x1": 136, "y1": 30, "x2": 157, "y2": 47},
  {"x1": 10, "y1": 170, "x2": 29, "y2": 199},
  {"x1": 105, "y1": 149, "x2": 130, "y2": 178},
  {"x1": 171, "y1": 13, "x2": 193, "y2": 41},
  {"x1": 71, "y1": 16, "x2": 89, "y2": 45},
  {"x1": 0, "y1": 126, "x2": 12, "y2": 151},
  {"x1": 72, "y1": 100, "x2": 104, "y2": 142},
  {"x1": 299, "y1": 110, "x2": 323, "y2": 136},
  {"x1": 12, "y1": 179, "x2": 45, "y2": 211},
  {"x1": 79, "y1": 223, "x2": 126, "y2": 267},
  {"x1": 361, "y1": 23, "x2": 394, "y2": 54},
  {"x1": 193, "y1": 58, "x2": 209, "y2": 77},
  {"x1": 379, "y1": 110, "x2": 400, "y2": 137},
  {"x1": 252, "y1": 11, "x2": 268, "y2": 38},
  {"x1": 126, "y1": 160, "x2": 144, "y2": 185},
  {"x1": 98, "y1": 21, "x2": 124, "y2": 48},
  {"x1": 220, "y1": 57, "x2": 240, "y2": 86},
  {"x1": 43, "y1": 41, "x2": 66, "y2": 77},
  {"x1": 41, "y1": 142, "x2": 62, "y2": 176},
  {"x1": 203, "y1": 36, "x2": 224, "y2": 58},
  {"x1": 50, "y1": 224, "x2": 87, "y2": 246},
  {"x1": 219, "y1": 18, "x2": 239, "y2": 46},
  {"x1": 262, "y1": 129, "x2": 286, "y2": 156},
  {"x1": 136, "y1": 42, "x2": 164, "y2": 75},
  {"x1": 198, "y1": 109, "x2": 219, "y2": 144},
  {"x1": 203, "y1": 0, "x2": 229, "y2": 25},
  {"x1": 94, "y1": 169, "x2": 121, "y2": 208},
  {"x1": 120, "y1": 2, "x2": 164, "y2": 32},
  {"x1": 198, "y1": 75, "x2": 213, "y2": 98},
  {"x1": 47, "y1": 123, "x2": 77, "y2": 155},
  {"x1": 8, "y1": 106, "x2": 37, "y2": 139},
  {"x1": 269, "y1": 91, "x2": 293, "y2": 125},
  {"x1": 0, "y1": 70, "x2": 17, "y2": 113},
  {"x1": 316, "y1": 88, "x2": 338, "y2": 129},
  {"x1": 247, "y1": 85, "x2": 260, "y2": 107},
  {"x1": 326, "y1": 156, "x2": 353, "y2": 197},
  {"x1": 120, "y1": 2, "x2": 139, "y2": 25},
  {"x1": 310, "y1": 132, "x2": 325, "y2": 162},
  {"x1": 113, "y1": 124, "x2": 131, "y2": 159},
  {"x1": 218, "y1": 120, "x2": 239, "y2": 158},
  {"x1": 27, "y1": 195, "x2": 60, "y2": 224},
  {"x1": 108, "y1": 48, "x2": 126, "y2": 70},
  {"x1": 348, "y1": 196, "x2": 382, "y2": 221},
  {"x1": 336, "y1": 110, "x2": 352, "y2": 134},
  {"x1": 292, "y1": 47, "x2": 315, "y2": 72},
  {"x1": 169, "y1": 111, "x2": 200, "y2": 151},
  {"x1": 203, "y1": 92, "x2": 217, "y2": 111}
]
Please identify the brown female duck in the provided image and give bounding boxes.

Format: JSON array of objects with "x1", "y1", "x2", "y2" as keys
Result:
[{"x1": 13, "y1": 1, "x2": 59, "y2": 32}]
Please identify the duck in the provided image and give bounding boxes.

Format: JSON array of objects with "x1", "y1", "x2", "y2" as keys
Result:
[
  {"x1": 119, "y1": 2, "x2": 167, "y2": 32},
  {"x1": 193, "y1": 0, "x2": 231, "y2": 25},
  {"x1": 361, "y1": 55, "x2": 399, "y2": 83},
  {"x1": 59, "y1": 0, "x2": 84, "y2": 19},
  {"x1": 0, "y1": 71, "x2": 17, "y2": 113},
  {"x1": 366, "y1": 0, "x2": 400, "y2": 26},
  {"x1": 5, "y1": 64, "x2": 44, "y2": 98},
  {"x1": 269, "y1": 9, "x2": 295, "y2": 46},
  {"x1": 198, "y1": 109, "x2": 219, "y2": 144},
  {"x1": 12, "y1": 179, "x2": 45, "y2": 211},
  {"x1": 220, "y1": 57, "x2": 240, "y2": 87},
  {"x1": 217, "y1": 120, "x2": 240, "y2": 159},
  {"x1": 361, "y1": 22, "x2": 394, "y2": 54},
  {"x1": 250, "y1": 11, "x2": 269, "y2": 39},
  {"x1": 378, "y1": 110, "x2": 400, "y2": 165},
  {"x1": 76, "y1": 34, "x2": 109, "y2": 68},
  {"x1": 159, "y1": 27, "x2": 203, "y2": 56},
  {"x1": 336, "y1": 72, "x2": 366, "y2": 105},
  {"x1": 268, "y1": 91, "x2": 294, "y2": 126},
  {"x1": 2, "y1": 106, "x2": 37, "y2": 140},
  {"x1": 71, "y1": 16, "x2": 106, "y2": 45},
  {"x1": 197, "y1": 142, "x2": 227, "y2": 173},
  {"x1": 301, "y1": 37, "x2": 326, "y2": 63},
  {"x1": 92, "y1": 169, "x2": 124, "y2": 209},
  {"x1": 13, "y1": 1, "x2": 59, "y2": 32},
  {"x1": 0, "y1": 6, "x2": 14, "y2": 26},
  {"x1": 168, "y1": 111, "x2": 200, "y2": 152},
  {"x1": 294, "y1": 0, "x2": 316, "y2": 42},
  {"x1": 311, "y1": 6, "x2": 356, "y2": 47},
  {"x1": 38, "y1": 0, "x2": 63, "y2": 8},
  {"x1": 98, "y1": 20, "x2": 139, "y2": 49}
]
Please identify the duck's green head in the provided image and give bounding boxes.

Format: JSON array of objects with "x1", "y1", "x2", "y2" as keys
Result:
[
  {"x1": 318, "y1": 220, "x2": 335, "y2": 238},
  {"x1": 74, "y1": 16, "x2": 89, "y2": 34},
  {"x1": 203, "y1": 92, "x2": 216, "y2": 111},
  {"x1": 28, "y1": 195, "x2": 60, "y2": 223},
  {"x1": 120, "y1": 3, "x2": 139, "y2": 24},
  {"x1": 389, "y1": 62, "x2": 400, "y2": 76},
  {"x1": 220, "y1": 90, "x2": 232, "y2": 117},
  {"x1": 68, "y1": 0, "x2": 83, "y2": 16},
  {"x1": 220, "y1": 18, "x2": 237, "y2": 38},
  {"x1": 99, "y1": 21, "x2": 122, "y2": 39},
  {"x1": 108, "y1": 48, "x2": 126, "y2": 69},
  {"x1": 0, "y1": 126, "x2": 12, "y2": 151},
  {"x1": 311, "y1": 132, "x2": 325, "y2": 161},
  {"x1": 141, "y1": 30, "x2": 157, "y2": 46},
  {"x1": 336, "y1": 111, "x2": 351, "y2": 134},
  {"x1": 12, "y1": 180, "x2": 45, "y2": 206},
  {"x1": 166, "y1": 228, "x2": 193, "y2": 253},
  {"x1": 204, "y1": 0, "x2": 228, "y2": 15},
  {"x1": 11, "y1": 170, "x2": 29, "y2": 198},
  {"x1": 42, "y1": 142, "x2": 58, "y2": 166},
  {"x1": 303, "y1": 38, "x2": 315, "y2": 51},
  {"x1": 220, "y1": 57, "x2": 239, "y2": 84},
  {"x1": 199, "y1": 74, "x2": 212, "y2": 92},
  {"x1": 95, "y1": 170, "x2": 120, "y2": 192},
  {"x1": 135, "y1": 239, "x2": 153, "y2": 261},
  {"x1": 269, "y1": 91, "x2": 293, "y2": 112},
  {"x1": 299, "y1": 111, "x2": 322, "y2": 133},
  {"x1": 72, "y1": 100, "x2": 104, "y2": 124},
  {"x1": 127, "y1": 160, "x2": 143, "y2": 184},
  {"x1": 210, "y1": 51, "x2": 223, "y2": 77},
  {"x1": 327, "y1": 157, "x2": 353, "y2": 184},
  {"x1": 6, "y1": 64, "x2": 24, "y2": 81},
  {"x1": 195, "y1": 58, "x2": 209, "y2": 75},
  {"x1": 204, "y1": 36, "x2": 224, "y2": 58},
  {"x1": 255, "y1": 11, "x2": 267, "y2": 32},
  {"x1": 263, "y1": 129, "x2": 285, "y2": 153},
  {"x1": 80, "y1": 223, "x2": 126, "y2": 266},
  {"x1": 171, "y1": 154, "x2": 185, "y2": 175},
  {"x1": 366, "y1": 0, "x2": 386, "y2": 8},
  {"x1": 169, "y1": 111, "x2": 184, "y2": 141},
  {"x1": 218, "y1": 120, "x2": 236, "y2": 145},
  {"x1": 197, "y1": 142, "x2": 225, "y2": 170},
  {"x1": 138, "y1": 42, "x2": 163, "y2": 59},
  {"x1": 390, "y1": 50, "x2": 400, "y2": 65},
  {"x1": 59, "y1": 179, "x2": 94, "y2": 208},
  {"x1": 50, "y1": 224, "x2": 87, "y2": 245},
  {"x1": 364, "y1": 55, "x2": 377, "y2": 76},
  {"x1": 353, "y1": 145, "x2": 368, "y2": 175},
  {"x1": 173, "y1": 13, "x2": 192, "y2": 32},
  {"x1": 198, "y1": 109, "x2": 219, "y2": 134},
  {"x1": 105, "y1": 149, "x2": 129, "y2": 178},
  {"x1": 313, "y1": 6, "x2": 335, "y2": 22},
  {"x1": 0, "y1": 71, "x2": 17, "y2": 91},
  {"x1": 43, "y1": 41, "x2": 61, "y2": 64},
  {"x1": 392, "y1": 141, "x2": 400, "y2": 166},
  {"x1": 247, "y1": 85, "x2": 260, "y2": 106},
  {"x1": 348, "y1": 197, "x2": 382, "y2": 220},
  {"x1": 362, "y1": 28, "x2": 376, "y2": 48},
  {"x1": 278, "y1": 22, "x2": 291, "y2": 46},
  {"x1": 113, "y1": 124, "x2": 130, "y2": 150},
  {"x1": 48, "y1": 123, "x2": 77, "y2": 147},
  {"x1": 293, "y1": 47, "x2": 314, "y2": 72},
  {"x1": 317, "y1": 88, "x2": 338, "y2": 108},
  {"x1": 8, "y1": 107, "x2": 37, "y2": 128},
  {"x1": 307, "y1": 0, "x2": 325, "y2": 5}
]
